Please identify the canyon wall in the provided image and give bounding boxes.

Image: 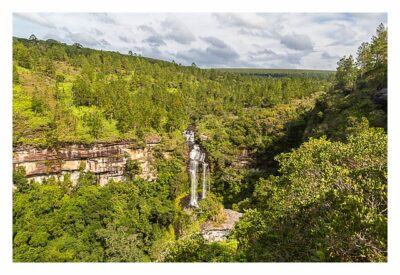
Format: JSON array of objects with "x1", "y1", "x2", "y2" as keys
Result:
[{"x1": 13, "y1": 141, "x2": 160, "y2": 185}]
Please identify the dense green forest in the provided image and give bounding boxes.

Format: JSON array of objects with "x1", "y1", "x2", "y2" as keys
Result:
[{"x1": 13, "y1": 23, "x2": 387, "y2": 262}]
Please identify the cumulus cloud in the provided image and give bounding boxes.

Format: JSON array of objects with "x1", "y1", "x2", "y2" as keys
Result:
[
  {"x1": 177, "y1": 36, "x2": 241, "y2": 67},
  {"x1": 67, "y1": 32, "x2": 101, "y2": 47},
  {"x1": 162, "y1": 17, "x2": 196, "y2": 44},
  {"x1": 201, "y1": 36, "x2": 228, "y2": 48},
  {"x1": 89, "y1": 13, "x2": 116, "y2": 25},
  {"x1": 14, "y1": 13, "x2": 55, "y2": 29},
  {"x1": 138, "y1": 24, "x2": 157, "y2": 34},
  {"x1": 100, "y1": 39, "x2": 111, "y2": 46},
  {"x1": 321, "y1": 51, "x2": 341, "y2": 60},
  {"x1": 238, "y1": 28, "x2": 280, "y2": 38},
  {"x1": 213, "y1": 13, "x2": 266, "y2": 30},
  {"x1": 326, "y1": 24, "x2": 359, "y2": 47},
  {"x1": 12, "y1": 13, "x2": 386, "y2": 69},
  {"x1": 176, "y1": 47, "x2": 240, "y2": 67},
  {"x1": 92, "y1": 28, "x2": 104, "y2": 36},
  {"x1": 280, "y1": 33, "x2": 314, "y2": 51},
  {"x1": 143, "y1": 35, "x2": 166, "y2": 47},
  {"x1": 118, "y1": 35, "x2": 130, "y2": 43},
  {"x1": 133, "y1": 46, "x2": 172, "y2": 61}
]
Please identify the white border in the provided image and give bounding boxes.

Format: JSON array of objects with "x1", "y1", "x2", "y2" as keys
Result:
[{"x1": 1, "y1": 1, "x2": 398, "y2": 275}]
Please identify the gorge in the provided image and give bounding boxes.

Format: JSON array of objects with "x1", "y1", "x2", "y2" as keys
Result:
[{"x1": 11, "y1": 22, "x2": 388, "y2": 262}]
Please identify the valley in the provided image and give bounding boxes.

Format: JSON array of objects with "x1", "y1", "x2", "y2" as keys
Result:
[{"x1": 12, "y1": 23, "x2": 387, "y2": 262}]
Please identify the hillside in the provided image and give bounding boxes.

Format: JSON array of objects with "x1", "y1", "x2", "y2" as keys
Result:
[{"x1": 13, "y1": 36, "x2": 328, "y2": 148}]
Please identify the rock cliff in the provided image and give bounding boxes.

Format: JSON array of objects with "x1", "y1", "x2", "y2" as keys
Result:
[{"x1": 13, "y1": 141, "x2": 160, "y2": 185}]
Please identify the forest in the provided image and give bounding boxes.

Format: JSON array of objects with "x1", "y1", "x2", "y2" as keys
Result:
[{"x1": 12, "y1": 23, "x2": 387, "y2": 262}]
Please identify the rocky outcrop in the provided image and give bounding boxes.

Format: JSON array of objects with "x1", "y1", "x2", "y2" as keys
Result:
[
  {"x1": 201, "y1": 209, "x2": 243, "y2": 242},
  {"x1": 13, "y1": 141, "x2": 160, "y2": 185},
  {"x1": 372, "y1": 88, "x2": 387, "y2": 109}
]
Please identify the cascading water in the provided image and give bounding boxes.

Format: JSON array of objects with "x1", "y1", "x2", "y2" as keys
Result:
[
  {"x1": 202, "y1": 162, "x2": 208, "y2": 199},
  {"x1": 183, "y1": 128, "x2": 209, "y2": 208}
]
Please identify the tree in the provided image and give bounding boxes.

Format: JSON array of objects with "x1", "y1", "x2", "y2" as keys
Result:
[
  {"x1": 29, "y1": 34, "x2": 38, "y2": 41},
  {"x1": 236, "y1": 119, "x2": 387, "y2": 262},
  {"x1": 356, "y1": 42, "x2": 372, "y2": 81},
  {"x1": 96, "y1": 224, "x2": 146, "y2": 262},
  {"x1": 31, "y1": 90, "x2": 45, "y2": 113},
  {"x1": 368, "y1": 23, "x2": 387, "y2": 89},
  {"x1": 84, "y1": 108, "x2": 104, "y2": 139},
  {"x1": 72, "y1": 77, "x2": 93, "y2": 106},
  {"x1": 13, "y1": 42, "x2": 32, "y2": 69},
  {"x1": 335, "y1": 55, "x2": 357, "y2": 92},
  {"x1": 13, "y1": 166, "x2": 29, "y2": 192},
  {"x1": 124, "y1": 159, "x2": 141, "y2": 180},
  {"x1": 13, "y1": 64, "x2": 20, "y2": 84},
  {"x1": 164, "y1": 234, "x2": 238, "y2": 262},
  {"x1": 73, "y1": 42, "x2": 83, "y2": 49},
  {"x1": 128, "y1": 50, "x2": 133, "y2": 56}
]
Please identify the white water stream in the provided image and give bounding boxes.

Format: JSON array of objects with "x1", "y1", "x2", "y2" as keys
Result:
[{"x1": 183, "y1": 129, "x2": 209, "y2": 207}]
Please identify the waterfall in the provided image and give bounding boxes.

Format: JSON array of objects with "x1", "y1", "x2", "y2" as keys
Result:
[
  {"x1": 189, "y1": 158, "x2": 199, "y2": 207},
  {"x1": 184, "y1": 129, "x2": 209, "y2": 208},
  {"x1": 202, "y1": 162, "x2": 208, "y2": 199}
]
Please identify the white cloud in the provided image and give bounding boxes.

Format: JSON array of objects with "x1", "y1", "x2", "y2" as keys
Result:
[
  {"x1": 280, "y1": 33, "x2": 314, "y2": 51},
  {"x1": 12, "y1": 13, "x2": 387, "y2": 70},
  {"x1": 161, "y1": 17, "x2": 196, "y2": 45},
  {"x1": 14, "y1": 13, "x2": 55, "y2": 29}
]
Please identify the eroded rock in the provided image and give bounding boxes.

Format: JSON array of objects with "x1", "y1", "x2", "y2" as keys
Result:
[{"x1": 13, "y1": 142, "x2": 158, "y2": 185}]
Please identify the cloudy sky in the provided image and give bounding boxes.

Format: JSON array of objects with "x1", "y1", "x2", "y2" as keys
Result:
[{"x1": 13, "y1": 13, "x2": 386, "y2": 70}]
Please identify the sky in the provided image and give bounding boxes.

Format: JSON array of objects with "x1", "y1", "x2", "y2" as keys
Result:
[{"x1": 13, "y1": 13, "x2": 386, "y2": 70}]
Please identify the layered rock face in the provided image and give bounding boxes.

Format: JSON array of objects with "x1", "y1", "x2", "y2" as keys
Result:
[{"x1": 13, "y1": 142, "x2": 159, "y2": 185}]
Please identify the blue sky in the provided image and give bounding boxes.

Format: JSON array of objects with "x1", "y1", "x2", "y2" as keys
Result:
[{"x1": 13, "y1": 13, "x2": 386, "y2": 70}]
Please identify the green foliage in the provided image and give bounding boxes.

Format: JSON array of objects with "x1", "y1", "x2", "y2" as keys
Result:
[
  {"x1": 335, "y1": 24, "x2": 387, "y2": 92},
  {"x1": 164, "y1": 234, "x2": 238, "y2": 262},
  {"x1": 13, "y1": 64, "x2": 20, "y2": 84},
  {"x1": 335, "y1": 55, "x2": 357, "y2": 92},
  {"x1": 215, "y1": 68, "x2": 334, "y2": 79},
  {"x1": 13, "y1": 178, "x2": 178, "y2": 262},
  {"x1": 72, "y1": 76, "x2": 93, "y2": 106},
  {"x1": 356, "y1": 23, "x2": 387, "y2": 90},
  {"x1": 124, "y1": 159, "x2": 141, "y2": 180},
  {"x1": 12, "y1": 26, "x2": 387, "y2": 263},
  {"x1": 196, "y1": 193, "x2": 225, "y2": 224},
  {"x1": 13, "y1": 166, "x2": 29, "y2": 192},
  {"x1": 13, "y1": 36, "x2": 328, "y2": 148},
  {"x1": 235, "y1": 121, "x2": 387, "y2": 262},
  {"x1": 83, "y1": 108, "x2": 104, "y2": 139},
  {"x1": 199, "y1": 92, "x2": 323, "y2": 206},
  {"x1": 305, "y1": 24, "x2": 387, "y2": 142},
  {"x1": 96, "y1": 224, "x2": 147, "y2": 262},
  {"x1": 156, "y1": 158, "x2": 188, "y2": 198},
  {"x1": 31, "y1": 91, "x2": 45, "y2": 113}
]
